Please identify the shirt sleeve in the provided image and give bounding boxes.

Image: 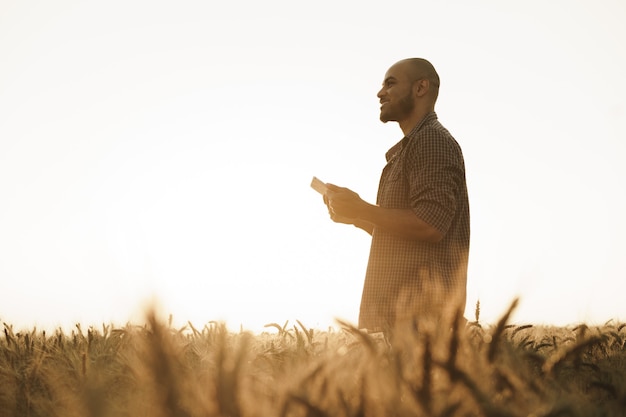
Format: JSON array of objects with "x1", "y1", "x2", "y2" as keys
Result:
[{"x1": 403, "y1": 126, "x2": 465, "y2": 236}]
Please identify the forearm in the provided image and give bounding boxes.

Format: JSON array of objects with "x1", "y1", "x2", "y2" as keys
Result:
[
  {"x1": 352, "y1": 219, "x2": 375, "y2": 235},
  {"x1": 324, "y1": 183, "x2": 441, "y2": 241},
  {"x1": 357, "y1": 202, "x2": 443, "y2": 242},
  {"x1": 326, "y1": 211, "x2": 374, "y2": 235}
]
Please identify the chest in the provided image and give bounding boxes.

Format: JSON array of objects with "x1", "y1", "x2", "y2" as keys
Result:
[{"x1": 377, "y1": 152, "x2": 411, "y2": 208}]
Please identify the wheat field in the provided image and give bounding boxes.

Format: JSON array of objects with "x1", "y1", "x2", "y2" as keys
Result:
[{"x1": 2, "y1": 300, "x2": 626, "y2": 417}]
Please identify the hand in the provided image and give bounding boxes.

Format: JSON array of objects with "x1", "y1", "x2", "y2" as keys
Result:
[
  {"x1": 323, "y1": 193, "x2": 351, "y2": 224},
  {"x1": 325, "y1": 202, "x2": 357, "y2": 224},
  {"x1": 324, "y1": 184, "x2": 367, "y2": 223}
]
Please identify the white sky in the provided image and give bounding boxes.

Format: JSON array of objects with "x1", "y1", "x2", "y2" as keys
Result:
[{"x1": 1, "y1": 0, "x2": 625, "y2": 332}]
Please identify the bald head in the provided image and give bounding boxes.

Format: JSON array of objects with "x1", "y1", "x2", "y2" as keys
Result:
[
  {"x1": 378, "y1": 58, "x2": 442, "y2": 133},
  {"x1": 396, "y1": 58, "x2": 440, "y2": 102}
]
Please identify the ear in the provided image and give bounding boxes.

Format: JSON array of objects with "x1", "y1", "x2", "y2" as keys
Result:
[{"x1": 412, "y1": 79, "x2": 430, "y2": 98}]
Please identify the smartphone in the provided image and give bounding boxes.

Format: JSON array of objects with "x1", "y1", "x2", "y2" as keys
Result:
[{"x1": 310, "y1": 176, "x2": 328, "y2": 195}]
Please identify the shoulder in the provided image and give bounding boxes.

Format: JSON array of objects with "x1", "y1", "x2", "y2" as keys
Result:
[{"x1": 405, "y1": 118, "x2": 463, "y2": 163}]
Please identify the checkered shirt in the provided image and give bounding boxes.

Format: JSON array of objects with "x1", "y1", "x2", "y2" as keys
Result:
[{"x1": 358, "y1": 112, "x2": 470, "y2": 332}]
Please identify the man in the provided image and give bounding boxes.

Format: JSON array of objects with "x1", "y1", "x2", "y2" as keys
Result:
[{"x1": 323, "y1": 58, "x2": 470, "y2": 334}]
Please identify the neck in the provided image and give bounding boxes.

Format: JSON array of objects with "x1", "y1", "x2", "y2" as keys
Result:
[{"x1": 398, "y1": 106, "x2": 434, "y2": 136}]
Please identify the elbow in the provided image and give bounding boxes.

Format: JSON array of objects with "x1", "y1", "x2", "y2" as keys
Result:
[
  {"x1": 404, "y1": 219, "x2": 444, "y2": 243},
  {"x1": 406, "y1": 228, "x2": 443, "y2": 243},
  {"x1": 425, "y1": 229, "x2": 444, "y2": 243},
  {"x1": 417, "y1": 222, "x2": 444, "y2": 243}
]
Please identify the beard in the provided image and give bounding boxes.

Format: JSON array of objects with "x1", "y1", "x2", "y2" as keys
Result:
[{"x1": 380, "y1": 91, "x2": 415, "y2": 123}]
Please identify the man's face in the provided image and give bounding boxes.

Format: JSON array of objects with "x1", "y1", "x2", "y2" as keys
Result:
[{"x1": 377, "y1": 63, "x2": 415, "y2": 123}]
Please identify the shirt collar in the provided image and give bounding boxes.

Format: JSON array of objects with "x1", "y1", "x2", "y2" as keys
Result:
[
  {"x1": 385, "y1": 112, "x2": 438, "y2": 162},
  {"x1": 405, "y1": 111, "x2": 438, "y2": 139}
]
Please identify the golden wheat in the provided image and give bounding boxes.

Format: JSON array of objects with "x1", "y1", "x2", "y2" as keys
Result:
[{"x1": 2, "y1": 302, "x2": 626, "y2": 416}]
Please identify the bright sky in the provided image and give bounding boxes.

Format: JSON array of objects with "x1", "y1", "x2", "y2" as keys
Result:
[{"x1": 1, "y1": 1, "x2": 625, "y2": 332}]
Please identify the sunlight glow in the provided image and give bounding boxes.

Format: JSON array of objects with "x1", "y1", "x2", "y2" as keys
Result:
[{"x1": 1, "y1": 1, "x2": 625, "y2": 332}]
